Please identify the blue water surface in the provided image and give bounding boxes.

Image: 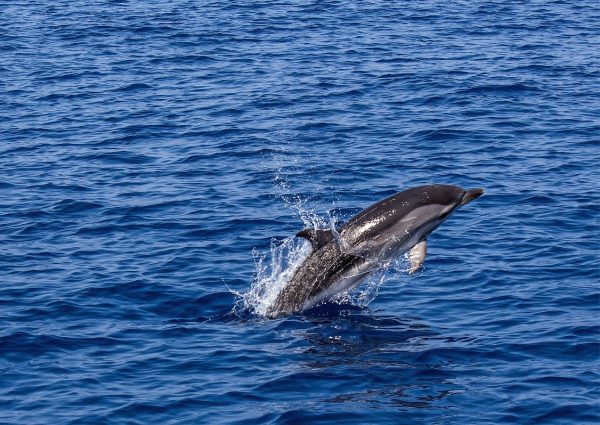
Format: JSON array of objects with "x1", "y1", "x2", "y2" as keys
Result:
[{"x1": 1, "y1": 1, "x2": 599, "y2": 424}]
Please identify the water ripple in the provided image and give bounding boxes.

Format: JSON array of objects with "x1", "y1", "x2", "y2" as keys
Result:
[{"x1": 1, "y1": 0, "x2": 599, "y2": 424}]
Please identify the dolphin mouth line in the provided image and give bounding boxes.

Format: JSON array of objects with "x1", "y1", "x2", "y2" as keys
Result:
[{"x1": 460, "y1": 188, "x2": 484, "y2": 205}]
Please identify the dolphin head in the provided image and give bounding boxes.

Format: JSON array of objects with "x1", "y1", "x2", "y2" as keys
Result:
[
  {"x1": 460, "y1": 187, "x2": 485, "y2": 206},
  {"x1": 419, "y1": 185, "x2": 484, "y2": 221},
  {"x1": 383, "y1": 184, "x2": 483, "y2": 246},
  {"x1": 340, "y1": 184, "x2": 484, "y2": 249}
]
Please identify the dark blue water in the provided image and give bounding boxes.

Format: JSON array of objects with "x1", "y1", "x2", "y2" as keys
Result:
[{"x1": 1, "y1": 1, "x2": 599, "y2": 423}]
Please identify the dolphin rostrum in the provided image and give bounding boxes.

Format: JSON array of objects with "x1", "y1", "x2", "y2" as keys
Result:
[{"x1": 267, "y1": 184, "x2": 484, "y2": 318}]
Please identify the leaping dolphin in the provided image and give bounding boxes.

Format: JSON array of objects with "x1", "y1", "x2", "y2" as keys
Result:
[{"x1": 267, "y1": 184, "x2": 484, "y2": 318}]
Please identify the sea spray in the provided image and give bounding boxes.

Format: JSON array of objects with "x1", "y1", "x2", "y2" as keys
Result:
[
  {"x1": 240, "y1": 236, "x2": 312, "y2": 316},
  {"x1": 353, "y1": 255, "x2": 412, "y2": 308}
]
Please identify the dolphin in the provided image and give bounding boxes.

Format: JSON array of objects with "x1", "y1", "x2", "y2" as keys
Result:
[{"x1": 266, "y1": 184, "x2": 483, "y2": 318}]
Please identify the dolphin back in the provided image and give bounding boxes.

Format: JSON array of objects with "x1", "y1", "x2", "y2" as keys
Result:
[{"x1": 340, "y1": 184, "x2": 464, "y2": 244}]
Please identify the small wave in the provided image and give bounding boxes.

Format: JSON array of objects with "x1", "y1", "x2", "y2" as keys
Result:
[
  {"x1": 50, "y1": 199, "x2": 103, "y2": 214},
  {"x1": 459, "y1": 83, "x2": 542, "y2": 95},
  {"x1": 112, "y1": 83, "x2": 152, "y2": 92},
  {"x1": 83, "y1": 151, "x2": 155, "y2": 164},
  {"x1": 0, "y1": 331, "x2": 122, "y2": 362}
]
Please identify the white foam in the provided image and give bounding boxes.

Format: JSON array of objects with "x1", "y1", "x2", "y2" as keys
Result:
[{"x1": 239, "y1": 236, "x2": 311, "y2": 316}]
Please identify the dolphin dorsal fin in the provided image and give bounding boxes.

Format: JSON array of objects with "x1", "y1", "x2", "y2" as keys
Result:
[
  {"x1": 408, "y1": 239, "x2": 427, "y2": 274},
  {"x1": 296, "y1": 228, "x2": 334, "y2": 250}
]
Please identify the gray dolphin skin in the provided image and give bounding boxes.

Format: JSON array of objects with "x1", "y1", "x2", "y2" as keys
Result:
[{"x1": 267, "y1": 184, "x2": 484, "y2": 318}]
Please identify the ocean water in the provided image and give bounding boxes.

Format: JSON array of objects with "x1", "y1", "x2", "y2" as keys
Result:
[{"x1": 1, "y1": 1, "x2": 599, "y2": 423}]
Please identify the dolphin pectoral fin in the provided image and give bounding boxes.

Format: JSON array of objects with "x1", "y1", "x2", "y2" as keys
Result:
[
  {"x1": 296, "y1": 228, "x2": 334, "y2": 250},
  {"x1": 408, "y1": 240, "x2": 427, "y2": 274}
]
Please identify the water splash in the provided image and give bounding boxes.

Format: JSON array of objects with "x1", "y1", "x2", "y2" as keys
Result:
[
  {"x1": 237, "y1": 236, "x2": 312, "y2": 316},
  {"x1": 353, "y1": 255, "x2": 412, "y2": 307},
  {"x1": 266, "y1": 132, "x2": 340, "y2": 229},
  {"x1": 238, "y1": 143, "x2": 334, "y2": 315}
]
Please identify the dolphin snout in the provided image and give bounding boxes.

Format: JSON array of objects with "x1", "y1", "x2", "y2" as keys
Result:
[{"x1": 460, "y1": 188, "x2": 484, "y2": 205}]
